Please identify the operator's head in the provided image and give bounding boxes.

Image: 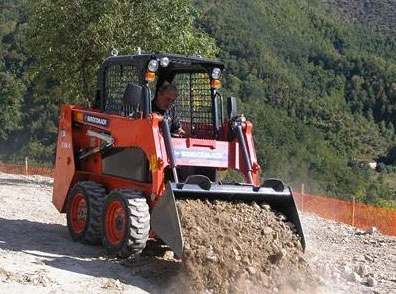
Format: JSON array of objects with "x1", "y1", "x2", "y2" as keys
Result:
[{"x1": 155, "y1": 81, "x2": 178, "y2": 110}]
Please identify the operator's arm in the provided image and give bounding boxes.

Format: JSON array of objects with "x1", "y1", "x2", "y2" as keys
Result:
[{"x1": 168, "y1": 105, "x2": 185, "y2": 136}]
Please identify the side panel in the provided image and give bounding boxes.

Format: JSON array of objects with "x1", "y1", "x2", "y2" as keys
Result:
[
  {"x1": 71, "y1": 110, "x2": 168, "y2": 201},
  {"x1": 52, "y1": 105, "x2": 77, "y2": 212},
  {"x1": 102, "y1": 147, "x2": 151, "y2": 182}
]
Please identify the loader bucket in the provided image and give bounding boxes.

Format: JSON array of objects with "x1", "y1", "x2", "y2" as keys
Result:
[
  {"x1": 151, "y1": 176, "x2": 305, "y2": 259},
  {"x1": 150, "y1": 182, "x2": 184, "y2": 258}
]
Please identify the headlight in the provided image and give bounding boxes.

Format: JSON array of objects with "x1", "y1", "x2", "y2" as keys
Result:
[
  {"x1": 148, "y1": 59, "x2": 159, "y2": 72},
  {"x1": 160, "y1": 57, "x2": 170, "y2": 67},
  {"x1": 211, "y1": 67, "x2": 221, "y2": 79}
]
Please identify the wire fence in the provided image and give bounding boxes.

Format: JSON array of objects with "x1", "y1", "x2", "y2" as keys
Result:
[{"x1": 1, "y1": 161, "x2": 396, "y2": 236}]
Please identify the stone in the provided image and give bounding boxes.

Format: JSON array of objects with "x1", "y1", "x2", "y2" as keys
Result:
[
  {"x1": 366, "y1": 276, "x2": 378, "y2": 287},
  {"x1": 365, "y1": 227, "x2": 378, "y2": 235},
  {"x1": 260, "y1": 203, "x2": 271, "y2": 211},
  {"x1": 348, "y1": 272, "x2": 363, "y2": 283},
  {"x1": 285, "y1": 221, "x2": 296, "y2": 230},
  {"x1": 364, "y1": 254, "x2": 375, "y2": 262},
  {"x1": 262, "y1": 226, "x2": 274, "y2": 235},
  {"x1": 356, "y1": 264, "x2": 369, "y2": 277},
  {"x1": 277, "y1": 213, "x2": 287, "y2": 222},
  {"x1": 247, "y1": 266, "x2": 257, "y2": 275}
]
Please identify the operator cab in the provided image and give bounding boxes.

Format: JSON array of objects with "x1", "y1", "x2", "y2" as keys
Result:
[
  {"x1": 96, "y1": 53, "x2": 230, "y2": 183},
  {"x1": 96, "y1": 53, "x2": 226, "y2": 140}
]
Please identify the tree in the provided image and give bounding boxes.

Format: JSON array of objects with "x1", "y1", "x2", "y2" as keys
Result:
[
  {"x1": 0, "y1": 72, "x2": 24, "y2": 140},
  {"x1": 27, "y1": 0, "x2": 218, "y2": 102},
  {"x1": 19, "y1": 0, "x2": 218, "y2": 163}
]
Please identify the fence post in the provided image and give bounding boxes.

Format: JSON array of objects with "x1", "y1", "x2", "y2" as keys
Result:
[
  {"x1": 25, "y1": 157, "x2": 28, "y2": 176},
  {"x1": 351, "y1": 195, "x2": 355, "y2": 226}
]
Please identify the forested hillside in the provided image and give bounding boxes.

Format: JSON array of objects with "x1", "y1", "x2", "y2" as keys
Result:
[
  {"x1": 0, "y1": 0, "x2": 396, "y2": 207},
  {"x1": 322, "y1": 0, "x2": 396, "y2": 37},
  {"x1": 196, "y1": 0, "x2": 396, "y2": 205}
]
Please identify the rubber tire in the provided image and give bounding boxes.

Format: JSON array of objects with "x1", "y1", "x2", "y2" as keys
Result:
[
  {"x1": 66, "y1": 181, "x2": 106, "y2": 244},
  {"x1": 101, "y1": 189, "x2": 150, "y2": 258}
]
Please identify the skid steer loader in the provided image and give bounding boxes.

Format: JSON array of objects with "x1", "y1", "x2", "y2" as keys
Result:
[{"x1": 52, "y1": 52, "x2": 305, "y2": 258}]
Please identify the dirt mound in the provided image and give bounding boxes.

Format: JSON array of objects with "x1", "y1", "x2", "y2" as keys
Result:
[{"x1": 168, "y1": 199, "x2": 317, "y2": 293}]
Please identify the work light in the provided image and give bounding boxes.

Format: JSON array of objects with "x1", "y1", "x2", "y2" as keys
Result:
[
  {"x1": 160, "y1": 57, "x2": 170, "y2": 67},
  {"x1": 211, "y1": 67, "x2": 221, "y2": 79},
  {"x1": 148, "y1": 59, "x2": 159, "y2": 72}
]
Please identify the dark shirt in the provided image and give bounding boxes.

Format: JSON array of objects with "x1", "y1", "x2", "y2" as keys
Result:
[{"x1": 151, "y1": 101, "x2": 181, "y2": 133}]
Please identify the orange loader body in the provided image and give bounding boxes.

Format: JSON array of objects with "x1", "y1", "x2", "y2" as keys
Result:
[{"x1": 53, "y1": 105, "x2": 259, "y2": 213}]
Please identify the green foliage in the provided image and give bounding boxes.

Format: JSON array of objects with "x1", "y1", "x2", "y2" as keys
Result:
[
  {"x1": 0, "y1": 72, "x2": 24, "y2": 139},
  {"x1": 377, "y1": 163, "x2": 396, "y2": 174},
  {"x1": 197, "y1": 0, "x2": 396, "y2": 204},
  {"x1": 1, "y1": 0, "x2": 217, "y2": 163},
  {"x1": 0, "y1": 1, "x2": 28, "y2": 143},
  {"x1": 0, "y1": 0, "x2": 396, "y2": 208},
  {"x1": 27, "y1": 0, "x2": 218, "y2": 102},
  {"x1": 198, "y1": 0, "x2": 396, "y2": 158},
  {"x1": 240, "y1": 100, "x2": 380, "y2": 200}
]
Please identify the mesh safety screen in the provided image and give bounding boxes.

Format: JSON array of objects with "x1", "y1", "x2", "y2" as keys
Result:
[
  {"x1": 104, "y1": 65, "x2": 138, "y2": 114},
  {"x1": 172, "y1": 72, "x2": 213, "y2": 139}
]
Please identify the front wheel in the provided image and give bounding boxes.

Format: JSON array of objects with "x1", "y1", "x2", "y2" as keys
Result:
[
  {"x1": 101, "y1": 189, "x2": 150, "y2": 258},
  {"x1": 66, "y1": 181, "x2": 106, "y2": 244}
]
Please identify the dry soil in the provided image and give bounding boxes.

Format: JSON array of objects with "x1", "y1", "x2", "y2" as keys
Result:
[{"x1": 0, "y1": 172, "x2": 395, "y2": 294}]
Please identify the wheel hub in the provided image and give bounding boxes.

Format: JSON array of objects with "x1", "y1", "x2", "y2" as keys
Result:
[
  {"x1": 105, "y1": 200, "x2": 126, "y2": 245},
  {"x1": 70, "y1": 193, "x2": 87, "y2": 234},
  {"x1": 77, "y1": 205, "x2": 87, "y2": 220},
  {"x1": 115, "y1": 215, "x2": 124, "y2": 230}
]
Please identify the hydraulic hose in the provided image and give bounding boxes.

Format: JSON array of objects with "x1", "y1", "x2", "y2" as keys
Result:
[
  {"x1": 161, "y1": 119, "x2": 179, "y2": 183},
  {"x1": 235, "y1": 124, "x2": 254, "y2": 184}
]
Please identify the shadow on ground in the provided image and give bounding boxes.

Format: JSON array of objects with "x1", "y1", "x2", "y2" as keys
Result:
[
  {"x1": 0, "y1": 217, "x2": 182, "y2": 293},
  {"x1": 0, "y1": 177, "x2": 53, "y2": 187}
]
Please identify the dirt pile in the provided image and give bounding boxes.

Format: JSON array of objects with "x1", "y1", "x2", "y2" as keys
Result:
[{"x1": 172, "y1": 199, "x2": 317, "y2": 293}]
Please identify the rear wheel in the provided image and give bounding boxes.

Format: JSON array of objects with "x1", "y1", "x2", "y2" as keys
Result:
[
  {"x1": 66, "y1": 181, "x2": 106, "y2": 244},
  {"x1": 101, "y1": 189, "x2": 150, "y2": 258}
]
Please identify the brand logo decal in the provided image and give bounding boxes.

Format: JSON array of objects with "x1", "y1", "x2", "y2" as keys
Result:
[
  {"x1": 174, "y1": 149, "x2": 227, "y2": 161},
  {"x1": 84, "y1": 115, "x2": 109, "y2": 127}
]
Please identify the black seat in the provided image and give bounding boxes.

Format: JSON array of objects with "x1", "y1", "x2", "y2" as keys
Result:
[{"x1": 122, "y1": 84, "x2": 143, "y2": 116}]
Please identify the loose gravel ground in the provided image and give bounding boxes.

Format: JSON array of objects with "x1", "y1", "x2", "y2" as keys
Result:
[{"x1": 0, "y1": 172, "x2": 395, "y2": 293}]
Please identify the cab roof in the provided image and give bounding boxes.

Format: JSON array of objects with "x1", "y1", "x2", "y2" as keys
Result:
[{"x1": 101, "y1": 53, "x2": 225, "y2": 71}]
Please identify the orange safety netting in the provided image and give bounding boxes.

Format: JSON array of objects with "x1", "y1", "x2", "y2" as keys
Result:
[
  {"x1": 0, "y1": 163, "x2": 54, "y2": 177},
  {"x1": 294, "y1": 192, "x2": 396, "y2": 236}
]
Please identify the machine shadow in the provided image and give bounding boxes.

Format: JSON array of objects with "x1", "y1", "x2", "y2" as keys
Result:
[
  {"x1": 0, "y1": 177, "x2": 53, "y2": 187},
  {"x1": 0, "y1": 217, "x2": 182, "y2": 293}
]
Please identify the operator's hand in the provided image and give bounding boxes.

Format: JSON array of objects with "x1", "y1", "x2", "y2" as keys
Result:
[
  {"x1": 177, "y1": 128, "x2": 186, "y2": 137},
  {"x1": 172, "y1": 128, "x2": 186, "y2": 138}
]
